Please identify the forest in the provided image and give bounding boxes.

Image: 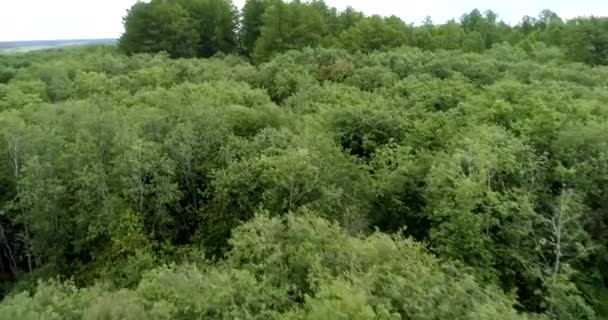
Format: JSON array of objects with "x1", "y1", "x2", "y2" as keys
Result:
[{"x1": 0, "y1": 0, "x2": 608, "y2": 319}]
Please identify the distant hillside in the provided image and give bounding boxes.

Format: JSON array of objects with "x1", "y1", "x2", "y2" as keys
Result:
[{"x1": 0, "y1": 39, "x2": 116, "y2": 54}]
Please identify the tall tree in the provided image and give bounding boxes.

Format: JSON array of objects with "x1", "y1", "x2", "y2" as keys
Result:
[
  {"x1": 240, "y1": 0, "x2": 272, "y2": 54},
  {"x1": 339, "y1": 15, "x2": 414, "y2": 53},
  {"x1": 178, "y1": 0, "x2": 239, "y2": 57},
  {"x1": 254, "y1": 0, "x2": 328, "y2": 61},
  {"x1": 563, "y1": 17, "x2": 608, "y2": 65},
  {"x1": 119, "y1": 1, "x2": 199, "y2": 58},
  {"x1": 119, "y1": 0, "x2": 237, "y2": 58}
]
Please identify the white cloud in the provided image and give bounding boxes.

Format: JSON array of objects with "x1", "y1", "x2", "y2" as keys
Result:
[{"x1": 0, "y1": 0, "x2": 606, "y2": 41}]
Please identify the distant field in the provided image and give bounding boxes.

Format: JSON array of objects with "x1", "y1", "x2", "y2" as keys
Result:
[{"x1": 0, "y1": 39, "x2": 116, "y2": 54}]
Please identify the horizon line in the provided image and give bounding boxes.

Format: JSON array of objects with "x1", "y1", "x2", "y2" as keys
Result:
[{"x1": 0, "y1": 38, "x2": 118, "y2": 43}]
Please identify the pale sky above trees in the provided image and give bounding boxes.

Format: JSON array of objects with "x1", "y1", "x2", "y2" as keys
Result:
[{"x1": 0, "y1": 0, "x2": 606, "y2": 41}]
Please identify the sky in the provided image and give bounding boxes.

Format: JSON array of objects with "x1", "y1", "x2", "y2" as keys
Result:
[{"x1": 0, "y1": 0, "x2": 607, "y2": 41}]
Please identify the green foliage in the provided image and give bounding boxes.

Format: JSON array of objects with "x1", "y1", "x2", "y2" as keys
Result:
[
  {"x1": 240, "y1": 0, "x2": 272, "y2": 53},
  {"x1": 0, "y1": 214, "x2": 537, "y2": 320},
  {"x1": 2, "y1": 3, "x2": 608, "y2": 319},
  {"x1": 339, "y1": 15, "x2": 414, "y2": 53},
  {"x1": 0, "y1": 66, "x2": 16, "y2": 84},
  {"x1": 563, "y1": 17, "x2": 608, "y2": 65},
  {"x1": 114, "y1": 0, "x2": 608, "y2": 67},
  {"x1": 253, "y1": 0, "x2": 329, "y2": 61},
  {"x1": 119, "y1": 0, "x2": 237, "y2": 58},
  {"x1": 119, "y1": 1, "x2": 200, "y2": 58}
]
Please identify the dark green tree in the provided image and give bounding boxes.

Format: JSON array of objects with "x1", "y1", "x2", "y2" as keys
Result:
[
  {"x1": 119, "y1": 0, "x2": 199, "y2": 58},
  {"x1": 254, "y1": 0, "x2": 329, "y2": 61},
  {"x1": 119, "y1": 0, "x2": 237, "y2": 58},
  {"x1": 563, "y1": 17, "x2": 608, "y2": 65},
  {"x1": 178, "y1": 0, "x2": 239, "y2": 57},
  {"x1": 339, "y1": 15, "x2": 414, "y2": 53},
  {"x1": 240, "y1": 0, "x2": 272, "y2": 54}
]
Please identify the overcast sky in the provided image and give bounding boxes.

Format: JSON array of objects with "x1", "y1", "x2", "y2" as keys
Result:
[{"x1": 0, "y1": 0, "x2": 606, "y2": 41}]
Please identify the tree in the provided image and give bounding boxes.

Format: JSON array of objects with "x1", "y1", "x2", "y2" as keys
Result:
[
  {"x1": 254, "y1": 0, "x2": 329, "y2": 61},
  {"x1": 240, "y1": 0, "x2": 272, "y2": 54},
  {"x1": 432, "y1": 20, "x2": 467, "y2": 50},
  {"x1": 3, "y1": 9, "x2": 608, "y2": 317},
  {"x1": 461, "y1": 9, "x2": 484, "y2": 33},
  {"x1": 336, "y1": 6, "x2": 364, "y2": 32},
  {"x1": 0, "y1": 214, "x2": 536, "y2": 319},
  {"x1": 535, "y1": 190, "x2": 595, "y2": 319},
  {"x1": 119, "y1": 0, "x2": 200, "y2": 58},
  {"x1": 339, "y1": 15, "x2": 414, "y2": 53},
  {"x1": 563, "y1": 17, "x2": 608, "y2": 65},
  {"x1": 519, "y1": 15, "x2": 537, "y2": 35},
  {"x1": 463, "y1": 31, "x2": 486, "y2": 52},
  {"x1": 119, "y1": 0, "x2": 237, "y2": 58},
  {"x1": 179, "y1": 0, "x2": 239, "y2": 57}
]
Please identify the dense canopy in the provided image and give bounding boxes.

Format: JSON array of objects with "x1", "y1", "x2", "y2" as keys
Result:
[
  {"x1": 1, "y1": 1, "x2": 608, "y2": 319},
  {"x1": 119, "y1": 0, "x2": 608, "y2": 66}
]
